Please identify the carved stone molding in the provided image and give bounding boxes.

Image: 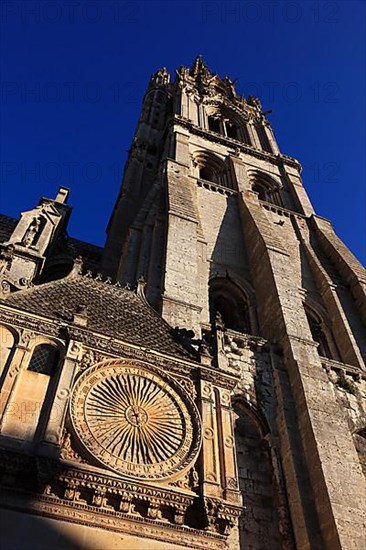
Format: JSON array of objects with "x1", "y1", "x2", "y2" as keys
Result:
[
  {"x1": 0, "y1": 308, "x2": 60, "y2": 338},
  {"x1": 203, "y1": 497, "x2": 242, "y2": 536},
  {"x1": 60, "y1": 430, "x2": 87, "y2": 465},
  {"x1": 0, "y1": 486, "x2": 226, "y2": 550},
  {"x1": 0, "y1": 305, "x2": 239, "y2": 391},
  {"x1": 172, "y1": 116, "x2": 301, "y2": 169}
]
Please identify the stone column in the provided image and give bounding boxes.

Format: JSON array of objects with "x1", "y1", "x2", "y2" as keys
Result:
[
  {"x1": 199, "y1": 379, "x2": 221, "y2": 498},
  {"x1": 216, "y1": 388, "x2": 242, "y2": 505},
  {"x1": 38, "y1": 339, "x2": 81, "y2": 457}
]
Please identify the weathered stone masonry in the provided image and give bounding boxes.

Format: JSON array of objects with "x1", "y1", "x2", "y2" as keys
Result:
[{"x1": 0, "y1": 57, "x2": 365, "y2": 549}]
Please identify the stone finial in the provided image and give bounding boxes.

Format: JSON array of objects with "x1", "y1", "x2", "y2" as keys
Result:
[
  {"x1": 55, "y1": 187, "x2": 69, "y2": 204},
  {"x1": 136, "y1": 275, "x2": 151, "y2": 307}
]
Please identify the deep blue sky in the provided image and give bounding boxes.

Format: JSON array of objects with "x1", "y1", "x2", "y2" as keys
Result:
[{"x1": 0, "y1": 0, "x2": 365, "y2": 264}]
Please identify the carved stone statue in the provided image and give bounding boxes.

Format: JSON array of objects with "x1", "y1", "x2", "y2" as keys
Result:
[{"x1": 22, "y1": 217, "x2": 42, "y2": 247}]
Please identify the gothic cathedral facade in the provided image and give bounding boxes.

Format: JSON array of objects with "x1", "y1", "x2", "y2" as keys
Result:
[{"x1": 0, "y1": 57, "x2": 365, "y2": 549}]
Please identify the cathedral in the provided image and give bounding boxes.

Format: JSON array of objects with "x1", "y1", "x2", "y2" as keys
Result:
[{"x1": 0, "y1": 57, "x2": 365, "y2": 550}]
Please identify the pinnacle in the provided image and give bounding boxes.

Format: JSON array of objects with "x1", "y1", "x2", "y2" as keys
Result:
[{"x1": 190, "y1": 54, "x2": 212, "y2": 77}]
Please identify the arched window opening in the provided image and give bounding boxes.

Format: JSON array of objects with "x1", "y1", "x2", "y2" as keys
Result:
[
  {"x1": 208, "y1": 116, "x2": 221, "y2": 134},
  {"x1": 28, "y1": 344, "x2": 59, "y2": 376},
  {"x1": 209, "y1": 279, "x2": 251, "y2": 333},
  {"x1": 233, "y1": 403, "x2": 282, "y2": 549},
  {"x1": 199, "y1": 165, "x2": 218, "y2": 184},
  {"x1": 305, "y1": 309, "x2": 332, "y2": 359},
  {"x1": 251, "y1": 176, "x2": 283, "y2": 206},
  {"x1": 206, "y1": 108, "x2": 249, "y2": 145},
  {"x1": 194, "y1": 151, "x2": 235, "y2": 189}
]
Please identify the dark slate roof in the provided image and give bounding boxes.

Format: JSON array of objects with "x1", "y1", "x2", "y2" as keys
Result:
[
  {"x1": 1, "y1": 273, "x2": 194, "y2": 360},
  {"x1": 0, "y1": 215, "x2": 17, "y2": 243}
]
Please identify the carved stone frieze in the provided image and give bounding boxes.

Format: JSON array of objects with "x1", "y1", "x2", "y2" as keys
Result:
[
  {"x1": 0, "y1": 486, "x2": 226, "y2": 549},
  {"x1": 0, "y1": 308, "x2": 60, "y2": 337},
  {"x1": 169, "y1": 466, "x2": 199, "y2": 492},
  {"x1": 77, "y1": 348, "x2": 103, "y2": 372},
  {"x1": 203, "y1": 497, "x2": 242, "y2": 536},
  {"x1": 175, "y1": 375, "x2": 197, "y2": 400}
]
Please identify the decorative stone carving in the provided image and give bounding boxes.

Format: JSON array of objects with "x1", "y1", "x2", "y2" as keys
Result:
[
  {"x1": 176, "y1": 375, "x2": 197, "y2": 400},
  {"x1": 60, "y1": 430, "x2": 87, "y2": 464},
  {"x1": 78, "y1": 348, "x2": 102, "y2": 372},
  {"x1": 70, "y1": 359, "x2": 202, "y2": 480},
  {"x1": 169, "y1": 466, "x2": 199, "y2": 491},
  {"x1": 20, "y1": 330, "x2": 37, "y2": 346},
  {"x1": 203, "y1": 497, "x2": 241, "y2": 535}
]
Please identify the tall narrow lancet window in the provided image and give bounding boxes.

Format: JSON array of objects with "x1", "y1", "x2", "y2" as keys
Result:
[
  {"x1": 256, "y1": 124, "x2": 273, "y2": 153},
  {"x1": 225, "y1": 120, "x2": 237, "y2": 139},
  {"x1": 1, "y1": 343, "x2": 60, "y2": 443},
  {"x1": 208, "y1": 115, "x2": 221, "y2": 134},
  {"x1": 305, "y1": 308, "x2": 333, "y2": 359}
]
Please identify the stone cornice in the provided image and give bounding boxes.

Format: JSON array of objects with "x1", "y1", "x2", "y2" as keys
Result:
[
  {"x1": 58, "y1": 467, "x2": 195, "y2": 504},
  {"x1": 0, "y1": 304, "x2": 240, "y2": 388},
  {"x1": 171, "y1": 116, "x2": 301, "y2": 169},
  {"x1": 0, "y1": 487, "x2": 226, "y2": 550}
]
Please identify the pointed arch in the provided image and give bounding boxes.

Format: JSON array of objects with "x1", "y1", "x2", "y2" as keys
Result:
[
  {"x1": 248, "y1": 170, "x2": 283, "y2": 206},
  {"x1": 193, "y1": 150, "x2": 236, "y2": 190},
  {"x1": 232, "y1": 398, "x2": 283, "y2": 549},
  {"x1": 205, "y1": 103, "x2": 251, "y2": 145},
  {"x1": 209, "y1": 277, "x2": 251, "y2": 333}
]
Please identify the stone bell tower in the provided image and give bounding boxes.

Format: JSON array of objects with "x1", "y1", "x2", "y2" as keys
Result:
[{"x1": 103, "y1": 57, "x2": 366, "y2": 549}]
